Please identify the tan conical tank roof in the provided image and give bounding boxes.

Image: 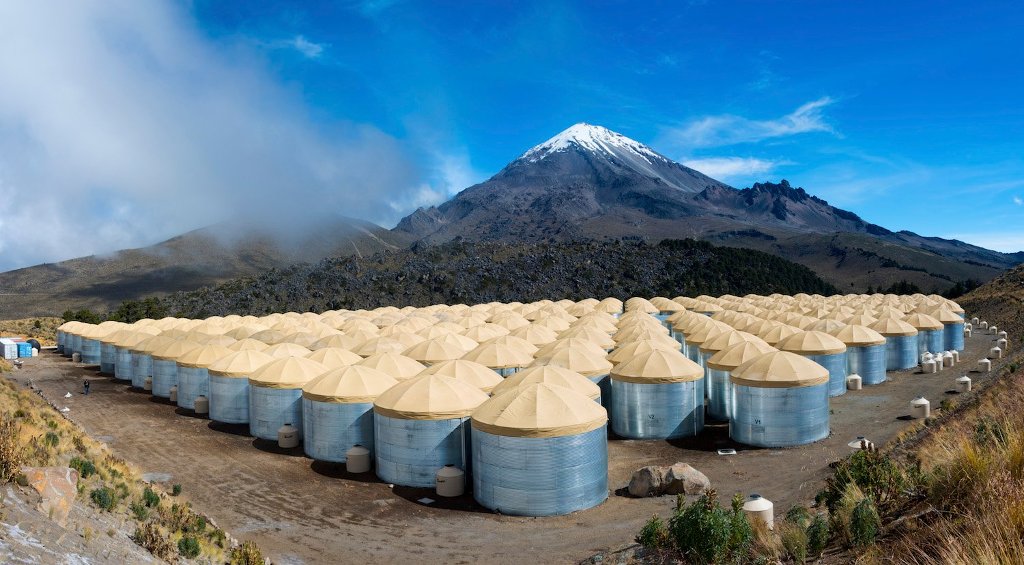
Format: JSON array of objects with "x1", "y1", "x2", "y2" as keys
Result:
[
  {"x1": 684, "y1": 321, "x2": 732, "y2": 347},
  {"x1": 808, "y1": 319, "x2": 847, "y2": 333},
  {"x1": 831, "y1": 325, "x2": 886, "y2": 347},
  {"x1": 461, "y1": 341, "x2": 534, "y2": 369},
  {"x1": 111, "y1": 328, "x2": 161, "y2": 348},
  {"x1": 249, "y1": 356, "x2": 328, "y2": 389},
  {"x1": 490, "y1": 365, "x2": 600, "y2": 400},
  {"x1": 777, "y1": 331, "x2": 847, "y2": 355},
  {"x1": 758, "y1": 324, "x2": 802, "y2": 346},
  {"x1": 606, "y1": 339, "x2": 679, "y2": 364},
  {"x1": 304, "y1": 347, "x2": 363, "y2": 368},
  {"x1": 563, "y1": 326, "x2": 617, "y2": 348},
  {"x1": 928, "y1": 307, "x2": 964, "y2": 325},
  {"x1": 262, "y1": 342, "x2": 312, "y2": 359},
  {"x1": 134, "y1": 335, "x2": 178, "y2": 355},
  {"x1": 228, "y1": 338, "x2": 270, "y2": 352},
  {"x1": 311, "y1": 333, "x2": 363, "y2": 351},
  {"x1": 530, "y1": 347, "x2": 613, "y2": 378},
  {"x1": 610, "y1": 349, "x2": 703, "y2": 384},
  {"x1": 534, "y1": 338, "x2": 608, "y2": 360},
  {"x1": 302, "y1": 365, "x2": 398, "y2": 404},
  {"x1": 903, "y1": 313, "x2": 943, "y2": 331},
  {"x1": 730, "y1": 350, "x2": 830, "y2": 388},
  {"x1": 707, "y1": 341, "x2": 778, "y2": 371},
  {"x1": 357, "y1": 352, "x2": 426, "y2": 380},
  {"x1": 472, "y1": 383, "x2": 607, "y2": 438},
  {"x1": 509, "y1": 324, "x2": 558, "y2": 345},
  {"x1": 699, "y1": 330, "x2": 767, "y2": 353},
  {"x1": 352, "y1": 336, "x2": 408, "y2": 357},
  {"x1": 208, "y1": 350, "x2": 275, "y2": 378},
  {"x1": 195, "y1": 334, "x2": 237, "y2": 347},
  {"x1": 373, "y1": 374, "x2": 489, "y2": 420},
  {"x1": 176, "y1": 344, "x2": 235, "y2": 369},
  {"x1": 402, "y1": 338, "x2": 468, "y2": 364},
  {"x1": 869, "y1": 317, "x2": 919, "y2": 336},
  {"x1": 845, "y1": 314, "x2": 880, "y2": 326},
  {"x1": 152, "y1": 339, "x2": 202, "y2": 361},
  {"x1": 419, "y1": 359, "x2": 503, "y2": 393}
]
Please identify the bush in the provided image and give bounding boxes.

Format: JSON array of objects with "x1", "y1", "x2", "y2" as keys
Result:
[
  {"x1": 69, "y1": 457, "x2": 96, "y2": 479},
  {"x1": 178, "y1": 535, "x2": 201, "y2": 559},
  {"x1": 849, "y1": 498, "x2": 881, "y2": 547},
  {"x1": 172, "y1": 483, "x2": 182, "y2": 496},
  {"x1": 142, "y1": 487, "x2": 160, "y2": 508},
  {"x1": 210, "y1": 528, "x2": 227, "y2": 548},
  {"x1": 818, "y1": 450, "x2": 907, "y2": 514},
  {"x1": 230, "y1": 540, "x2": 264, "y2": 565},
  {"x1": 132, "y1": 521, "x2": 176, "y2": 560},
  {"x1": 0, "y1": 414, "x2": 24, "y2": 484},
  {"x1": 193, "y1": 515, "x2": 207, "y2": 533},
  {"x1": 779, "y1": 521, "x2": 808, "y2": 564},
  {"x1": 89, "y1": 487, "x2": 116, "y2": 511},
  {"x1": 974, "y1": 417, "x2": 1008, "y2": 447},
  {"x1": 130, "y1": 501, "x2": 149, "y2": 521},
  {"x1": 785, "y1": 505, "x2": 811, "y2": 528},
  {"x1": 806, "y1": 514, "x2": 829, "y2": 557},
  {"x1": 668, "y1": 492, "x2": 752, "y2": 564},
  {"x1": 43, "y1": 431, "x2": 59, "y2": 447},
  {"x1": 636, "y1": 514, "x2": 670, "y2": 548}
]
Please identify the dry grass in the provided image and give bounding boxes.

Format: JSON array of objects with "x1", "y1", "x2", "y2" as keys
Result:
[{"x1": 0, "y1": 317, "x2": 62, "y2": 346}]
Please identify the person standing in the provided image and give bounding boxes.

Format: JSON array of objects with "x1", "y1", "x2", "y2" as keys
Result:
[{"x1": 83, "y1": 380, "x2": 91, "y2": 395}]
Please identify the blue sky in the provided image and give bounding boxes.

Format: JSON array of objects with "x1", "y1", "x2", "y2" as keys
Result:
[{"x1": 0, "y1": 1, "x2": 1022, "y2": 271}]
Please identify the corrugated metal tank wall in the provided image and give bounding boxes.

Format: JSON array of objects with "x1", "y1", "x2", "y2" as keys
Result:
[
  {"x1": 302, "y1": 400, "x2": 375, "y2": 462},
  {"x1": 208, "y1": 376, "x2": 251, "y2": 424},
  {"x1": 730, "y1": 384, "x2": 830, "y2": 447},
  {"x1": 249, "y1": 386, "x2": 303, "y2": 441},
  {"x1": 847, "y1": 344, "x2": 887, "y2": 385},
  {"x1": 610, "y1": 380, "x2": 704, "y2": 439},
  {"x1": 885, "y1": 336, "x2": 918, "y2": 370},
  {"x1": 373, "y1": 415, "x2": 470, "y2": 488},
  {"x1": 176, "y1": 366, "x2": 209, "y2": 410},
  {"x1": 807, "y1": 353, "x2": 849, "y2": 397}
]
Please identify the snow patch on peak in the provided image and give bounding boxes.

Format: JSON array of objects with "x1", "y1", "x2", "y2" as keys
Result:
[{"x1": 520, "y1": 123, "x2": 666, "y2": 164}]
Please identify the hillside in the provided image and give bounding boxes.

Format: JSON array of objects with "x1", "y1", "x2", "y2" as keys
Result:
[
  {"x1": 0, "y1": 216, "x2": 405, "y2": 319},
  {"x1": 958, "y1": 261, "x2": 1024, "y2": 339},
  {"x1": 144, "y1": 239, "x2": 835, "y2": 319}
]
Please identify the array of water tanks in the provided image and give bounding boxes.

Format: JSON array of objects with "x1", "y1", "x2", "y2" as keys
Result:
[{"x1": 55, "y1": 291, "x2": 968, "y2": 516}]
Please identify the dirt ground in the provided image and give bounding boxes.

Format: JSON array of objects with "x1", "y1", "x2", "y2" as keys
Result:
[{"x1": 5, "y1": 328, "x2": 1013, "y2": 565}]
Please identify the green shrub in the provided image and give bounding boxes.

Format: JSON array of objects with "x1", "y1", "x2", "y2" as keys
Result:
[
  {"x1": 785, "y1": 505, "x2": 811, "y2": 528},
  {"x1": 132, "y1": 521, "x2": 175, "y2": 560},
  {"x1": 210, "y1": 528, "x2": 227, "y2": 548},
  {"x1": 636, "y1": 514, "x2": 670, "y2": 548},
  {"x1": 780, "y1": 521, "x2": 808, "y2": 564},
  {"x1": 130, "y1": 500, "x2": 149, "y2": 521},
  {"x1": 172, "y1": 483, "x2": 182, "y2": 496},
  {"x1": 193, "y1": 515, "x2": 206, "y2": 533},
  {"x1": 850, "y1": 498, "x2": 881, "y2": 547},
  {"x1": 69, "y1": 457, "x2": 96, "y2": 479},
  {"x1": 668, "y1": 492, "x2": 751, "y2": 564},
  {"x1": 974, "y1": 417, "x2": 1008, "y2": 447},
  {"x1": 43, "y1": 431, "x2": 59, "y2": 447},
  {"x1": 90, "y1": 487, "x2": 116, "y2": 511},
  {"x1": 142, "y1": 487, "x2": 160, "y2": 508},
  {"x1": 806, "y1": 514, "x2": 829, "y2": 557},
  {"x1": 230, "y1": 540, "x2": 264, "y2": 565},
  {"x1": 178, "y1": 535, "x2": 201, "y2": 559},
  {"x1": 13, "y1": 409, "x2": 26, "y2": 418},
  {"x1": 818, "y1": 450, "x2": 907, "y2": 513}
]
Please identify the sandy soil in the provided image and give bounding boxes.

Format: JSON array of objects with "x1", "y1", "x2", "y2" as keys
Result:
[{"x1": 5, "y1": 329, "x2": 1012, "y2": 565}]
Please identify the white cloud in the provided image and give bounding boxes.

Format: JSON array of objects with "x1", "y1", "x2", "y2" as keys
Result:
[
  {"x1": 664, "y1": 97, "x2": 836, "y2": 149},
  {"x1": 681, "y1": 157, "x2": 782, "y2": 180},
  {"x1": 0, "y1": 2, "x2": 432, "y2": 271},
  {"x1": 290, "y1": 35, "x2": 325, "y2": 59},
  {"x1": 1014, "y1": 196, "x2": 1023, "y2": 206}
]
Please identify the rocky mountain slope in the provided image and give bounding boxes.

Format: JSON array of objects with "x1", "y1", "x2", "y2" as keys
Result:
[
  {"x1": 958, "y1": 262, "x2": 1024, "y2": 339},
  {"x1": 0, "y1": 216, "x2": 405, "y2": 318}
]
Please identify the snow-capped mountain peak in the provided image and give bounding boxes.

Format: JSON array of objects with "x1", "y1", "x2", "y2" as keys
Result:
[{"x1": 519, "y1": 123, "x2": 666, "y2": 164}]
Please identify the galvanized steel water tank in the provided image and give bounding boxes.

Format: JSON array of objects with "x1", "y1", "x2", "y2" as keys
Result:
[
  {"x1": 175, "y1": 344, "x2": 233, "y2": 410},
  {"x1": 930, "y1": 307, "x2": 965, "y2": 352},
  {"x1": 904, "y1": 313, "x2": 944, "y2": 356},
  {"x1": 131, "y1": 336, "x2": 176, "y2": 390},
  {"x1": 706, "y1": 341, "x2": 778, "y2": 421},
  {"x1": 304, "y1": 347, "x2": 363, "y2": 368},
  {"x1": 698, "y1": 330, "x2": 767, "y2": 378},
  {"x1": 461, "y1": 341, "x2": 534, "y2": 377},
  {"x1": 609, "y1": 349, "x2": 704, "y2": 439},
  {"x1": 79, "y1": 325, "x2": 103, "y2": 366},
  {"x1": 490, "y1": 365, "x2": 601, "y2": 402},
  {"x1": 472, "y1": 383, "x2": 609, "y2": 516},
  {"x1": 373, "y1": 374, "x2": 489, "y2": 488},
  {"x1": 302, "y1": 365, "x2": 398, "y2": 463},
  {"x1": 777, "y1": 331, "x2": 849, "y2": 397},
  {"x1": 207, "y1": 350, "x2": 275, "y2": 425},
  {"x1": 530, "y1": 346, "x2": 613, "y2": 408},
  {"x1": 419, "y1": 359, "x2": 504, "y2": 394},
  {"x1": 869, "y1": 318, "x2": 919, "y2": 370},
  {"x1": 831, "y1": 325, "x2": 887, "y2": 385},
  {"x1": 357, "y1": 352, "x2": 426, "y2": 381},
  {"x1": 248, "y1": 356, "x2": 328, "y2": 441},
  {"x1": 98, "y1": 328, "x2": 125, "y2": 375},
  {"x1": 151, "y1": 340, "x2": 200, "y2": 399},
  {"x1": 730, "y1": 351, "x2": 830, "y2": 447}
]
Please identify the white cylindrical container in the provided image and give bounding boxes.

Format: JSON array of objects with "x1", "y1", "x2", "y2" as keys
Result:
[
  {"x1": 965, "y1": 328, "x2": 972, "y2": 338},
  {"x1": 979, "y1": 358, "x2": 992, "y2": 372},
  {"x1": 957, "y1": 376, "x2": 972, "y2": 392},
  {"x1": 346, "y1": 445, "x2": 371, "y2": 473},
  {"x1": 435, "y1": 465, "x2": 465, "y2": 498},
  {"x1": 169, "y1": 386, "x2": 178, "y2": 404},
  {"x1": 971, "y1": 317, "x2": 979, "y2": 325},
  {"x1": 998, "y1": 331, "x2": 1008, "y2": 339},
  {"x1": 143, "y1": 376, "x2": 153, "y2": 391},
  {"x1": 943, "y1": 351, "x2": 955, "y2": 367},
  {"x1": 911, "y1": 397, "x2": 930, "y2": 419},
  {"x1": 846, "y1": 375, "x2": 862, "y2": 390},
  {"x1": 921, "y1": 360, "x2": 936, "y2": 374},
  {"x1": 934, "y1": 355, "x2": 944, "y2": 370},
  {"x1": 72, "y1": 352, "x2": 82, "y2": 363},
  {"x1": 194, "y1": 395, "x2": 209, "y2": 415},
  {"x1": 990, "y1": 325, "x2": 998, "y2": 335},
  {"x1": 952, "y1": 350, "x2": 960, "y2": 363},
  {"x1": 278, "y1": 423, "x2": 300, "y2": 449},
  {"x1": 742, "y1": 494, "x2": 774, "y2": 530},
  {"x1": 997, "y1": 338, "x2": 1008, "y2": 349},
  {"x1": 990, "y1": 347, "x2": 1003, "y2": 359},
  {"x1": 847, "y1": 436, "x2": 874, "y2": 450},
  {"x1": 979, "y1": 321, "x2": 988, "y2": 330}
]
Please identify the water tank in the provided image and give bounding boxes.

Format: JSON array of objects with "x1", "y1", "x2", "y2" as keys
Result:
[
  {"x1": 957, "y1": 375, "x2": 972, "y2": 392},
  {"x1": 130, "y1": 336, "x2": 176, "y2": 390},
  {"x1": 490, "y1": 365, "x2": 601, "y2": 402},
  {"x1": 175, "y1": 344, "x2": 234, "y2": 410},
  {"x1": 98, "y1": 330, "x2": 123, "y2": 375},
  {"x1": 869, "y1": 318, "x2": 919, "y2": 370},
  {"x1": 904, "y1": 314, "x2": 944, "y2": 357},
  {"x1": 698, "y1": 330, "x2": 768, "y2": 379},
  {"x1": 301, "y1": 365, "x2": 398, "y2": 463},
  {"x1": 304, "y1": 347, "x2": 362, "y2": 368},
  {"x1": 194, "y1": 395, "x2": 209, "y2": 415},
  {"x1": 373, "y1": 374, "x2": 488, "y2": 488},
  {"x1": 757, "y1": 324, "x2": 802, "y2": 348},
  {"x1": 831, "y1": 325, "x2": 887, "y2": 386},
  {"x1": 346, "y1": 445, "x2": 371, "y2": 473},
  {"x1": 777, "y1": 331, "x2": 849, "y2": 397},
  {"x1": 530, "y1": 346, "x2": 613, "y2": 408},
  {"x1": 680, "y1": 320, "x2": 731, "y2": 365},
  {"x1": 435, "y1": 465, "x2": 465, "y2": 498},
  {"x1": 461, "y1": 341, "x2": 534, "y2": 377},
  {"x1": 112, "y1": 331, "x2": 149, "y2": 382},
  {"x1": 730, "y1": 351, "x2": 830, "y2": 447},
  {"x1": 151, "y1": 340, "x2": 200, "y2": 399},
  {"x1": 278, "y1": 423, "x2": 300, "y2": 449},
  {"x1": 207, "y1": 350, "x2": 275, "y2": 425},
  {"x1": 911, "y1": 397, "x2": 930, "y2": 419},
  {"x1": 609, "y1": 349, "x2": 705, "y2": 439},
  {"x1": 248, "y1": 356, "x2": 328, "y2": 441},
  {"x1": 706, "y1": 341, "x2": 778, "y2": 421},
  {"x1": 79, "y1": 331, "x2": 102, "y2": 366},
  {"x1": 742, "y1": 494, "x2": 774, "y2": 530},
  {"x1": 418, "y1": 359, "x2": 503, "y2": 394},
  {"x1": 472, "y1": 383, "x2": 608, "y2": 516},
  {"x1": 357, "y1": 352, "x2": 426, "y2": 381},
  {"x1": 930, "y1": 308, "x2": 965, "y2": 352}
]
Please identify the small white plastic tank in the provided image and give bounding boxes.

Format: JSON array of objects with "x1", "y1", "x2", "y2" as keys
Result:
[
  {"x1": 911, "y1": 397, "x2": 930, "y2": 419},
  {"x1": 742, "y1": 494, "x2": 774, "y2": 529},
  {"x1": 346, "y1": 445, "x2": 371, "y2": 473},
  {"x1": 846, "y1": 374, "x2": 862, "y2": 390},
  {"x1": 957, "y1": 376, "x2": 972, "y2": 392},
  {"x1": 436, "y1": 465, "x2": 466, "y2": 498},
  {"x1": 194, "y1": 395, "x2": 209, "y2": 415},
  {"x1": 278, "y1": 423, "x2": 300, "y2": 449}
]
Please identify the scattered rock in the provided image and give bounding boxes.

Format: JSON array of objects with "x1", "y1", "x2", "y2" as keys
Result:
[
  {"x1": 663, "y1": 463, "x2": 710, "y2": 495},
  {"x1": 627, "y1": 466, "x2": 665, "y2": 498},
  {"x1": 20, "y1": 466, "x2": 79, "y2": 525}
]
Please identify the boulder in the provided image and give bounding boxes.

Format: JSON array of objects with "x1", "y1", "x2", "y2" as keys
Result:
[
  {"x1": 20, "y1": 466, "x2": 79, "y2": 525},
  {"x1": 663, "y1": 463, "x2": 710, "y2": 495},
  {"x1": 627, "y1": 466, "x2": 666, "y2": 498}
]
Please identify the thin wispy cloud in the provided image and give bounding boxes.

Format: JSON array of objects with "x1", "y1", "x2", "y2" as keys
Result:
[
  {"x1": 1014, "y1": 196, "x2": 1023, "y2": 206},
  {"x1": 664, "y1": 97, "x2": 837, "y2": 149},
  {"x1": 289, "y1": 35, "x2": 326, "y2": 59},
  {"x1": 681, "y1": 157, "x2": 784, "y2": 180}
]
